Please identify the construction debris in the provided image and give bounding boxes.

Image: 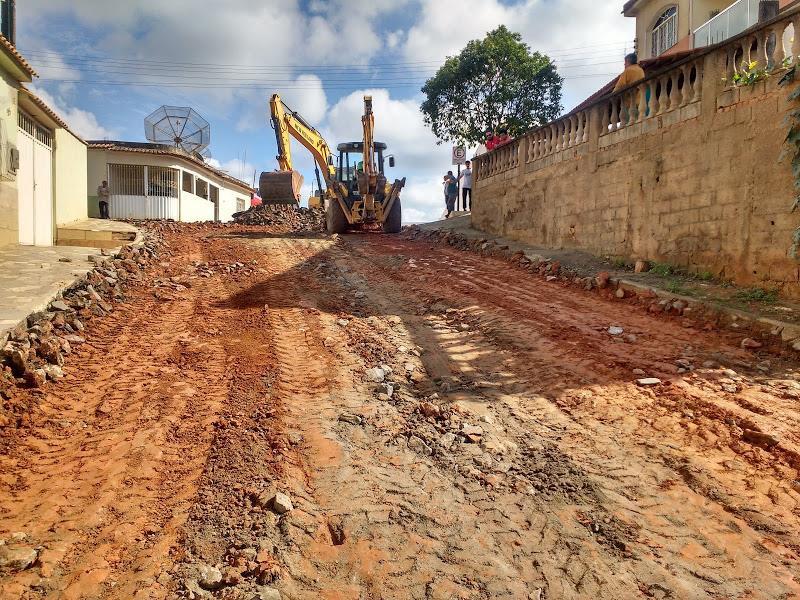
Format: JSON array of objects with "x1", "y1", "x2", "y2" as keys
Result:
[
  {"x1": 1, "y1": 234, "x2": 162, "y2": 400},
  {"x1": 232, "y1": 204, "x2": 325, "y2": 230}
]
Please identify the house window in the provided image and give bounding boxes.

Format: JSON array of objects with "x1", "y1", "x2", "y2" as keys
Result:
[
  {"x1": 0, "y1": 0, "x2": 15, "y2": 44},
  {"x1": 109, "y1": 164, "x2": 145, "y2": 196},
  {"x1": 148, "y1": 166, "x2": 179, "y2": 198},
  {"x1": 209, "y1": 184, "x2": 219, "y2": 203},
  {"x1": 195, "y1": 178, "x2": 209, "y2": 199},
  {"x1": 18, "y1": 111, "x2": 52, "y2": 148},
  {"x1": 182, "y1": 171, "x2": 194, "y2": 193},
  {"x1": 652, "y1": 6, "x2": 678, "y2": 57},
  {"x1": 236, "y1": 198, "x2": 246, "y2": 212}
]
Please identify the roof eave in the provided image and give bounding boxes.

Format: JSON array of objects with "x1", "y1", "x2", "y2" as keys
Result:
[{"x1": 622, "y1": 0, "x2": 641, "y2": 17}]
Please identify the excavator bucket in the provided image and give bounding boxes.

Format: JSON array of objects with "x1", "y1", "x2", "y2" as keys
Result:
[{"x1": 259, "y1": 170, "x2": 304, "y2": 205}]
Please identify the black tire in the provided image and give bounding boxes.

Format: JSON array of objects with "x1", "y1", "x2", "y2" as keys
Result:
[
  {"x1": 381, "y1": 199, "x2": 402, "y2": 233},
  {"x1": 326, "y1": 199, "x2": 348, "y2": 234}
]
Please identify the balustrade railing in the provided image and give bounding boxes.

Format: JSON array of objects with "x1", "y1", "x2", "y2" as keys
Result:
[{"x1": 474, "y1": 5, "x2": 800, "y2": 184}]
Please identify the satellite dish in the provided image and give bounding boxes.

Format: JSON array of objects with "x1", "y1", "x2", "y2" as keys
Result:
[{"x1": 145, "y1": 105, "x2": 210, "y2": 154}]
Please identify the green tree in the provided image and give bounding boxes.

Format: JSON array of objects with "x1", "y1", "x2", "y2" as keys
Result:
[{"x1": 420, "y1": 26, "x2": 563, "y2": 146}]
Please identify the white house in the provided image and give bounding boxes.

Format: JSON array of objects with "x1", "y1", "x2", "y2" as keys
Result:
[
  {"x1": 0, "y1": 0, "x2": 90, "y2": 248},
  {"x1": 86, "y1": 141, "x2": 253, "y2": 223}
]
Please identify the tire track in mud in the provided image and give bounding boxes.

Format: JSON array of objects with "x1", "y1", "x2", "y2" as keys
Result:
[
  {"x1": 0, "y1": 241, "x2": 230, "y2": 600},
  {"x1": 327, "y1": 234, "x2": 800, "y2": 599},
  {"x1": 4, "y1": 225, "x2": 798, "y2": 600}
]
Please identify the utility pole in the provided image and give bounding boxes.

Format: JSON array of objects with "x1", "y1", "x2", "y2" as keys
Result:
[{"x1": 457, "y1": 164, "x2": 461, "y2": 211}]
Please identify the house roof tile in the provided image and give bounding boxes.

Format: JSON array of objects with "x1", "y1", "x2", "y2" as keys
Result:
[{"x1": 0, "y1": 33, "x2": 36, "y2": 79}]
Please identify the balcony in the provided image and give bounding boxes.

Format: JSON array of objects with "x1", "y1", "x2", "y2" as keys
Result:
[{"x1": 694, "y1": 0, "x2": 760, "y2": 48}]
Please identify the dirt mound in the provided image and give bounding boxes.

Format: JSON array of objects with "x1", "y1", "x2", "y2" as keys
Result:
[{"x1": 233, "y1": 204, "x2": 325, "y2": 231}]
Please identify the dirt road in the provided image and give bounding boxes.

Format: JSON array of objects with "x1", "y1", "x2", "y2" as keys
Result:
[{"x1": 1, "y1": 223, "x2": 799, "y2": 599}]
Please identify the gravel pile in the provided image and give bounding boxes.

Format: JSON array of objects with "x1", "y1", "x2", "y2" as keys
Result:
[{"x1": 233, "y1": 204, "x2": 325, "y2": 231}]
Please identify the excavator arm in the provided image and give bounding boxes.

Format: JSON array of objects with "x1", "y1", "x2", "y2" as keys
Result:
[
  {"x1": 270, "y1": 94, "x2": 336, "y2": 181},
  {"x1": 260, "y1": 94, "x2": 337, "y2": 204}
]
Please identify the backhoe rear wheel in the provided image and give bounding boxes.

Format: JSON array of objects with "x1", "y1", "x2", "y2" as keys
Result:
[
  {"x1": 326, "y1": 199, "x2": 348, "y2": 234},
  {"x1": 382, "y1": 199, "x2": 401, "y2": 233}
]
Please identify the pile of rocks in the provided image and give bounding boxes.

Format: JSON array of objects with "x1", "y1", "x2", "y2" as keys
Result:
[
  {"x1": 233, "y1": 205, "x2": 325, "y2": 231},
  {"x1": 1, "y1": 237, "x2": 160, "y2": 393}
]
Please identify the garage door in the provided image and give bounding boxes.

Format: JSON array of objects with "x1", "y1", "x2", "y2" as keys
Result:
[{"x1": 17, "y1": 110, "x2": 53, "y2": 246}]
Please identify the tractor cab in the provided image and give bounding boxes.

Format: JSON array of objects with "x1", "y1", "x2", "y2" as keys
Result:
[{"x1": 336, "y1": 141, "x2": 389, "y2": 203}]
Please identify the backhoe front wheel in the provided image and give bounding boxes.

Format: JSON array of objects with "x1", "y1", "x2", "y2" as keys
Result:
[
  {"x1": 326, "y1": 199, "x2": 348, "y2": 234},
  {"x1": 381, "y1": 199, "x2": 401, "y2": 233}
]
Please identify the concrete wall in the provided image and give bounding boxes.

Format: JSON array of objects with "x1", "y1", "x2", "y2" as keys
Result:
[
  {"x1": 0, "y1": 70, "x2": 18, "y2": 246},
  {"x1": 53, "y1": 128, "x2": 87, "y2": 226},
  {"x1": 218, "y1": 184, "x2": 248, "y2": 222},
  {"x1": 473, "y1": 10, "x2": 800, "y2": 296},
  {"x1": 179, "y1": 190, "x2": 215, "y2": 222},
  {"x1": 86, "y1": 147, "x2": 107, "y2": 218},
  {"x1": 88, "y1": 148, "x2": 251, "y2": 222}
]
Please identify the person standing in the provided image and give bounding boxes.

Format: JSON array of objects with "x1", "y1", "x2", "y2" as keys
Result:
[
  {"x1": 458, "y1": 160, "x2": 472, "y2": 211},
  {"x1": 97, "y1": 180, "x2": 111, "y2": 219},
  {"x1": 613, "y1": 53, "x2": 645, "y2": 93},
  {"x1": 445, "y1": 171, "x2": 458, "y2": 218}
]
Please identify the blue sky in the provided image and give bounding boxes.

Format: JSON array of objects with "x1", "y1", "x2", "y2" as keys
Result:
[{"x1": 19, "y1": 0, "x2": 634, "y2": 223}]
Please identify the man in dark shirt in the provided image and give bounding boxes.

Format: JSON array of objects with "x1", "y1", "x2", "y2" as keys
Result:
[{"x1": 445, "y1": 171, "x2": 458, "y2": 218}]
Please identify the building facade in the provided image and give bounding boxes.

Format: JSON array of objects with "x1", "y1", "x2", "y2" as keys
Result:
[
  {"x1": 0, "y1": 1, "x2": 89, "y2": 248},
  {"x1": 624, "y1": 0, "x2": 796, "y2": 58},
  {"x1": 87, "y1": 142, "x2": 252, "y2": 223}
]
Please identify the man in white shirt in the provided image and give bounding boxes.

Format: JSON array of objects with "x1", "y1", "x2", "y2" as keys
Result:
[
  {"x1": 97, "y1": 180, "x2": 110, "y2": 219},
  {"x1": 458, "y1": 161, "x2": 472, "y2": 211}
]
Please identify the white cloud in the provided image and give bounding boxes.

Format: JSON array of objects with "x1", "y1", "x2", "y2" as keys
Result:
[
  {"x1": 324, "y1": 88, "x2": 439, "y2": 172},
  {"x1": 28, "y1": 86, "x2": 115, "y2": 139},
  {"x1": 206, "y1": 157, "x2": 257, "y2": 184},
  {"x1": 233, "y1": 72, "x2": 328, "y2": 135},
  {"x1": 403, "y1": 0, "x2": 635, "y2": 110}
]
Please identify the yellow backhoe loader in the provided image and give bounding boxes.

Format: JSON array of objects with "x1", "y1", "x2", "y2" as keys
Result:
[{"x1": 259, "y1": 94, "x2": 405, "y2": 233}]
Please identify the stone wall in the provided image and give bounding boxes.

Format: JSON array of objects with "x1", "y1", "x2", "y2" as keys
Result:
[{"x1": 473, "y1": 8, "x2": 800, "y2": 296}]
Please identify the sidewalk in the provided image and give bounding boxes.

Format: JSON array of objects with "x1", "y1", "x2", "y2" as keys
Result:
[
  {"x1": 414, "y1": 215, "x2": 800, "y2": 346},
  {"x1": 0, "y1": 220, "x2": 141, "y2": 342}
]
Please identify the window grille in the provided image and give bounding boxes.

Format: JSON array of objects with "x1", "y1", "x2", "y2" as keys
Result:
[
  {"x1": 195, "y1": 178, "x2": 209, "y2": 199},
  {"x1": 148, "y1": 166, "x2": 179, "y2": 198},
  {"x1": 18, "y1": 110, "x2": 52, "y2": 148},
  {"x1": 109, "y1": 164, "x2": 145, "y2": 196},
  {"x1": 182, "y1": 171, "x2": 194, "y2": 193},
  {"x1": 236, "y1": 198, "x2": 246, "y2": 212},
  {"x1": 209, "y1": 184, "x2": 219, "y2": 203},
  {"x1": 652, "y1": 7, "x2": 678, "y2": 57}
]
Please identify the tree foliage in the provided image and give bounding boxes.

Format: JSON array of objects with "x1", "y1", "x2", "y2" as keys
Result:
[{"x1": 420, "y1": 26, "x2": 563, "y2": 146}]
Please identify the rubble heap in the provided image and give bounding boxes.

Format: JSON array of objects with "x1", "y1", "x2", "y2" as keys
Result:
[
  {"x1": 1, "y1": 236, "x2": 161, "y2": 393},
  {"x1": 232, "y1": 204, "x2": 325, "y2": 231}
]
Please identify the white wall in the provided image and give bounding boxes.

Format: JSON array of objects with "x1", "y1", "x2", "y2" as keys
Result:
[
  {"x1": 218, "y1": 184, "x2": 248, "y2": 222},
  {"x1": 179, "y1": 190, "x2": 215, "y2": 222},
  {"x1": 0, "y1": 72, "x2": 19, "y2": 246},
  {"x1": 54, "y1": 128, "x2": 87, "y2": 226}
]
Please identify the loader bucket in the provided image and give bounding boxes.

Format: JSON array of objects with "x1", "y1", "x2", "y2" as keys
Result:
[{"x1": 259, "y1": 170, "x2": 304, "y2": 205}]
